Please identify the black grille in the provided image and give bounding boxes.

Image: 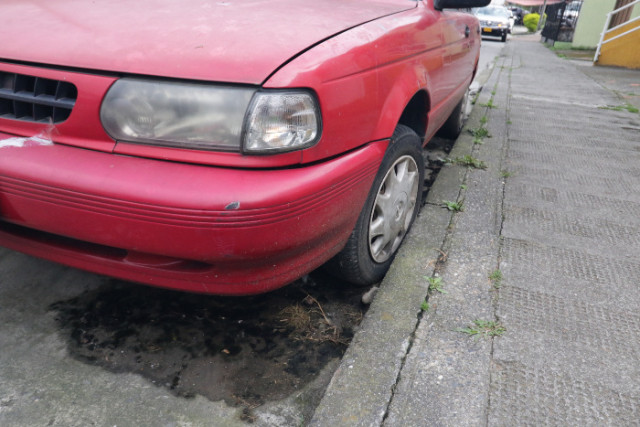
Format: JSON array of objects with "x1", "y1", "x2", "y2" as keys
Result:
[{"x1": 0, "y1": 72, "x2": 77, "y2": 123}]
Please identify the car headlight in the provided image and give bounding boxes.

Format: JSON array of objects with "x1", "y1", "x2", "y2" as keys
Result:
[
  {"x1": 101, "y1": 79, "x2": 255, "y2": 151},
  {"x1": 243, "y1": 91, "x2": 321, "y2": 153},
  {"x1": 101, "y1": 79, "x2": 321, "y2": 154}
]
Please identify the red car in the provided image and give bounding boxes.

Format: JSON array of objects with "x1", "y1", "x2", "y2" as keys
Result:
[{"x1": 0, "y1": 0, "x2": 488, "y2": 295}]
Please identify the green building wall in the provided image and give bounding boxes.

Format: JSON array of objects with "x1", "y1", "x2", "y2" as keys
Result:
[{"x1": 573, "y1": 0, "x2": 640, "y2": 48}]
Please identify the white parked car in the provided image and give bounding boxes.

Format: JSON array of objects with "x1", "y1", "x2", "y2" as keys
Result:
[{"x1": 474, "y1": 6, "x2": 513, "y2": 41}]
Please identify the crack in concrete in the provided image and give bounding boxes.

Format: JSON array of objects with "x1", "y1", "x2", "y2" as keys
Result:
[
  {"x1": 382, "y1": 52, "x2": 511, "y2": 427},
  {"x1": 485, "y1": 49, "x2": 513, "y2": 427}
]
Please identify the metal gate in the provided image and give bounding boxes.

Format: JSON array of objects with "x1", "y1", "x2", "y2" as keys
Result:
[{"x1": 542, "y1": 1, "x2": 582, "y2": 44}]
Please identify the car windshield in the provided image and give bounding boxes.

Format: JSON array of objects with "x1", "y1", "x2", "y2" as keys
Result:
[{"x1": 475, "y1": 7, "x2": 510, "y2": 18}]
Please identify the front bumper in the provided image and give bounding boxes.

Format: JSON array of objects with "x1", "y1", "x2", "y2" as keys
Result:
[
  {"x1": 480, "y1": 23, "x2": 508, "y2": 37},
  {"x1": 481, "y1": 27, "x2": 507, "y2": 37},
  {"x1": 0, "y1": 132, "x2": 386, "y2": 294}
]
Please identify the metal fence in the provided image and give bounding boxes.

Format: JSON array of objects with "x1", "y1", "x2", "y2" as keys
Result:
[
  {"x1": 541, "y1": 3, "x2": 567, "y2": 42},
  {"x1": 542, "y1": 1, "x2": 583, "y2": 43}
]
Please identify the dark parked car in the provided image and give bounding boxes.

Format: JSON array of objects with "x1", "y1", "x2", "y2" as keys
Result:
[{"x1": 509, "y1": 6, "x2": 528, "y2": 25}]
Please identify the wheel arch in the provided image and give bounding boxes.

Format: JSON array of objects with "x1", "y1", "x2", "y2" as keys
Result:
[
  {"x1": 397, "y1": 90, "x2": 431, "y2": 143},
  {"x1": 373, "y1": 65, "x2": 433, "y2": 145}
]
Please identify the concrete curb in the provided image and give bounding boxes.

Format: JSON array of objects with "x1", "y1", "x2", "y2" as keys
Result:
[{"x1": 383, "y1": 53, "x2": 511, "y2": 426}]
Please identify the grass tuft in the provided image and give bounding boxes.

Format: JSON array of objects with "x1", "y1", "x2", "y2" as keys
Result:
[
  {"x1": 489, "y1": 269, "x2": 503, "y2": 289},
  {"x1": 599, "y1": 104, "x2": 639, "y2": 114},
  {"x1": 454, "y1": 155, "x2": 487, "y2": 169},
  {"x1": 442, "y1": 200, "x2": 463, "y2": 212},
  {"x1": 456, "y1": 319, "x2": 505, "y2": 338},
  {"x1": 426, "y1": 276, "x2": 447, "y2": 294}
]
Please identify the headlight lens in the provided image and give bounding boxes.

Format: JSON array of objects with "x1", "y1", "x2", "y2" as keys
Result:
[
  {"x1": 101, "y1": 79, "x2": 255, "y2": 151},
  {"x1": 243, "y1": 91, "x2": 321, "y2": 153},
  {"x1": 101, "y1": 80, "x2": 321, "y2": 154}
]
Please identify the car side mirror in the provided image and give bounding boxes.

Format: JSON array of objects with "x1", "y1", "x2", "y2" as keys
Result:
[{"x1": 434, "y1": 0, "x2": 491, "y2": 10}]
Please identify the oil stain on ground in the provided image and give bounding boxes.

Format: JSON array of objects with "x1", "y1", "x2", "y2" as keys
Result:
[
  {"x1": 48, "y1": 138, "x2": 450, "y2": 418},
  {"x1": 49, "y1": 272, "x2": 364, "y2": 410}
]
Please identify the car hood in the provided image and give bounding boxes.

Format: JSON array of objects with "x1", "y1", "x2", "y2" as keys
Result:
[{"x1": 0, "y1": 0, "x2": 414, "y2": 85}]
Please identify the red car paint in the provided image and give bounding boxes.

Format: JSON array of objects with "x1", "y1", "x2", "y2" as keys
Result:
[{"x1": 0, "y1": 0, "x2": 481, "y2": 294}]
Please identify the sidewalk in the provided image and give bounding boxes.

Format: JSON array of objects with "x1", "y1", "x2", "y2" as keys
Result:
[{"x1": 312, "y1": 38, "x2": 640, "y2": 425}]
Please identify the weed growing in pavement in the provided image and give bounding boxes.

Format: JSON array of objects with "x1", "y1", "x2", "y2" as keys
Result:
[
  {"x1": 599, "y1": 104, "x2": 639, "y2": 114},
  {"x1": 469, "y1": 126, "x2": 490, "y2": 145},
  {"x1": 460, "y1": 184, "x2": 467, "y2": 190},
  {"x1": 548, "y1": 43, "x2": 568, "y2": 51},
  {"x1": 480, "y1": 116, "x2": 488, "y2": 125},
  {"x1": 456, "y1": 320, "x2": 505, "y2": 338},
  {"x1": 500, "y1": 170, "x2": 513, "y2": 178},
  {"x1": 442, "y1": 200, "x2": 463, "y2": 212},
  {"x1": 548, "y1": 42, "x2": 592, "y2": 51},
  {"x1": 481, "y1": 99, "x2": 498, "y2": 109},
  {"x1": 507, "y1": 119, "x2": 512, "y2": 125},
  {"x1": 420, "y1": 301, "x2": 430, "y2": 312},
  {"x1": 426, "y1": 276, "x2": 447, "y2": 294},
  {"x1": 454, "y1": 155, "x2": 487, "y2": 169},
  {"x1": 469, "y1": 127, "x2": 490, "y2": 139},
  {"x1": 489, "y1": 269, "x2": 503, "y2": 289}
]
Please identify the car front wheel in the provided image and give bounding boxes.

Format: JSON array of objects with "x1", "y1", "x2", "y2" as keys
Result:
[{"x1": 327, "y1": 124, "x2": 424, "y2": 285}]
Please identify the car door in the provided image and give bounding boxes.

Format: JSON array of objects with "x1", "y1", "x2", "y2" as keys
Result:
[{"x1": 423, "y1": 6, "x2": 477, "y2": 137}]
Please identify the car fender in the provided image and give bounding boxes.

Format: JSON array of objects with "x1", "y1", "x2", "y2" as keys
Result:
[
  {"x1": 372, "y1": 62, "x2": 433, "y2": 144},
  {"x1": 264, "y1": 6, "x2": 447, "y2": 164}
]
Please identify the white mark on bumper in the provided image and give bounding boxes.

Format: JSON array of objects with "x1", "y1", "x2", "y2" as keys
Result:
[{"x1": 0, "y1": 136, "x2": 53, "y2": 148}]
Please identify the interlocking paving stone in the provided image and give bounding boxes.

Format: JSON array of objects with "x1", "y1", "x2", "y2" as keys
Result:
[
  {"x1": 489, "y1": 361, "x2": 640, "y2": 426},
  {"x1": 498, "y1": 243, "x2": 640, "y2": 315},
  {"x1": 505, "y1": 182, "x2": 640, "y2": 225},
  {"x1": 507, "y1": 148, "x2": 640, "y2": 176},
  {"x1": 501, "y1": 237, "x2": 640, "y2": 286},
  {"x1": 507, "y1": 127, "x2": 640, "y2": 148},
  {"x1": 507, "y1": 105, "x2": 639, "y2": 129},
  {"x1": 508, "y1": 133, "x2": 640, "y2": 151},
  {"x1": 498, "y1": 285, "x2": 640, "y2": 359},
  {"x1": 509, "y1": 138, "x2": 640, "y2": 160},
  {"x1": 502, "y1": 206, "x2": 640, "y2": 257},
  {"x1": 503, "y1": 165, "x2": 640, "y2": 200}
]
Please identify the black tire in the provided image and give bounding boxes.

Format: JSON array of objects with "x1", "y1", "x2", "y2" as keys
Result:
[
  {"x1": 326, "y1": 125, "x2": 424, "y2": 285},
  {"x1": 437, "y1": 86, "x2": 470, "y2": 139}
]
